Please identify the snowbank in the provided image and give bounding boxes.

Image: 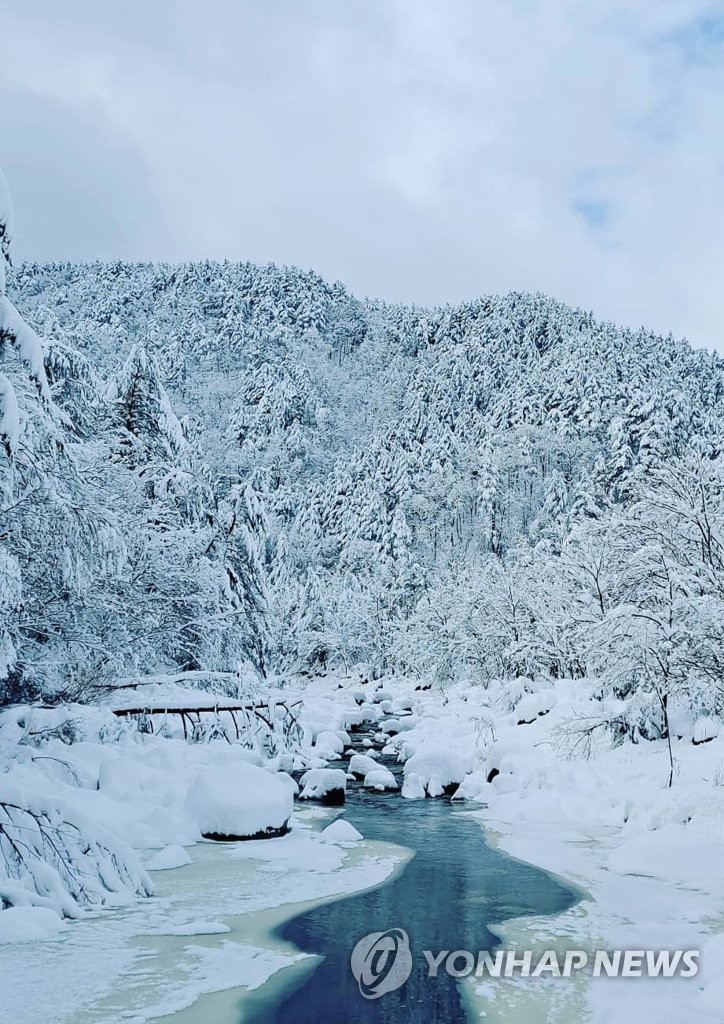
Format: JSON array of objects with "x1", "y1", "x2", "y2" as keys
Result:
[
  {"x1": 0, "y1": 698, "x2": 305, "y2": 921},
  {"x1": 0, "y1": 906, "x2": 65, "y2": 944}
]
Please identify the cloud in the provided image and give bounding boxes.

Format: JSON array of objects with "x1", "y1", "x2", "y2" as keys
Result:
[{"x1": 0, "y1": 0, "x2": 723, "y2": 349}]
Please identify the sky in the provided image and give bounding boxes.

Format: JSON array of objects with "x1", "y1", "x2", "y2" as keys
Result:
[{"x1": 1, "y1": 1, "x2": 724, "y2": 350}]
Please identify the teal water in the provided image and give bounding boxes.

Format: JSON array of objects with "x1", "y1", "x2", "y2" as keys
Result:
[{"x1": 242, "y1": 782, "x2": 578, "y2": 1023}]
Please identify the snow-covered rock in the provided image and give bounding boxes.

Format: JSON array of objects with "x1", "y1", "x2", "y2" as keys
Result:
[
  {"x1": 341, "y1": 706, "x2": 381, "y2": 730},
  {"x1": 187, "y1": 763, "x2": 293, "y2": 840},
  {"x1": 320, "y1": 819, "x2": 363, "y2": 843},
  {"x1": 299, "y1": 768, "x2": 346, "y2": 805},
  {"x1": 313, "y1": 730, "x2": 345, "y2": 758},
  {"x1": 514, "y1": 690, "x2": 556, "y2": 724},
  {"x1": 402, "y1": 748, "x2": 468, "y2": 798},
  {"x1": 379, "y1": 717, "x2": 417, "y2": 735},
  {"x1": 401, "y1": 774, "x2": 427, "y2": 800},
  {"x1": 363, "y1": 766, "x2": 398, "y2": 791},
  {"x1": 348, "y1": 753, "x2": 379, "y2": 778}
]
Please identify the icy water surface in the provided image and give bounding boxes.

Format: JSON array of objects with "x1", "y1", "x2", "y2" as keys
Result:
[{"x1": 242, "y1": 783, "x2": 579, "y2": 1024}]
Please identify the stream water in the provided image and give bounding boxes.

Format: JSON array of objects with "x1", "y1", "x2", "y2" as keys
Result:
[
  {"x1": 242, "y1": 775, "x2": 579, "y2": 1023},
  {"x1": 2, "y1": 749, "x2": 580, "y2": 1024}
]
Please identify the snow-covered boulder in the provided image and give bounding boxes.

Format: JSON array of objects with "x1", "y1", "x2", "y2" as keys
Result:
[
  {"x1": 320, "y1": 819, "x2": 363, "y2": 843},
  {"x1": 452, "y1": 772, "x2": 488, "y2": 802},
  {"x1": 348, "y1": 753, "x2": 380, "y2": 778},
  {"x1": 379, "y1": 718, "x2": 417, "y2": 735},
  {"x1": 342, "y1": 706, "x2": 381, "y2": 730},
  {"x1": 363, "y1": 766, "x2": 398, "y2": 791},
  {"x1": 401, "y1": 774, "x2": 427, "y2": 799},
  {"x1": 299, "y1": 768, "x2": 347, "y2": 806},
  {"x1": 187, "y1": 763, "x2": 293, "y2": 840},
  {"x1": 402, "y1": 748, "x2": 468, "y2": 798},
  {"x1": 313, "y1": 730, "x2": 345, "y2": 758}
]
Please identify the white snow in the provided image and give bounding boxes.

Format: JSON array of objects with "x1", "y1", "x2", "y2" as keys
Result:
[
  {"x1": 402, "y1": 746, "x2": 468, "y2": 797},
  {"x1": 144, "y1": 845, "x2": 193, "y2": 871},
  {"x1": 320, "y1": 819, "x2": 363, "y2": 843},
  {"x1": 0, "y1": 296, "x2": 52, "y2": 401},
  {"x1": 163, "y1": 920, "x2": 231, "y2": 935},
  {"x1": 186, "y1": 763, "x2": 293, "y2": 838},
  {"x1": 348, "y1": 752, "x2": 380, "y2": 777},
  {"x1": 312, "y1": 729, "x2": 345, "y2": 758},
  {"x1": 0, "y1": 372, "x2": 20, "y2": 457},
  {"x1": 299, "y1": 767, "x2": 346, "y2": 800},
  {"x1": 693, "y1": 715, "x2": 719, "y2": 745},
  {"x1": 363, "y1": 766, "x2": 398, "y2": 790},
  {"x1": 0, "y1": 906, "x2": 65, "y2": 944}
]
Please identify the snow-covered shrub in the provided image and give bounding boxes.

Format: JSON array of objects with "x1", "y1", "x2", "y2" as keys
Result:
[{"x1": 0, "y1": 778, "x2": 152, "y2": 917}]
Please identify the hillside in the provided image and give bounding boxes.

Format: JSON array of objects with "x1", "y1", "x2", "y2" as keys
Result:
[{"x1": 2, "y1": 258, "x2": 724, "y2": 731}]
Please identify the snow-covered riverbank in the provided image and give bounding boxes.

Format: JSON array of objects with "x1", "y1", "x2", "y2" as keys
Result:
[
  {"x1": 1, "y1": 804, "x2": 406, "y2": 1024},
  {"x1": 361, "y1": 675, "x2": 724, "y2": 1023}
]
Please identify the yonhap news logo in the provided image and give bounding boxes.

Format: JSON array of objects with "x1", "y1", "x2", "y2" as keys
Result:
[
  {"x1": 349, "y1": 928, "x2": 700, "y2": 1000},
  {"x1": 350, "y1": 928, "x2": 413, "y2": 998}
]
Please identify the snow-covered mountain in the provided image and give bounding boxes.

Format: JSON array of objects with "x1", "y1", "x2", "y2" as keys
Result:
[{"x1": 3, "y1": 255, "x2": 724, "y2": 736}]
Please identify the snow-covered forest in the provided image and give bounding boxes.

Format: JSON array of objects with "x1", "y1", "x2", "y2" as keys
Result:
[{"x1": 5, "y1": 220, "x2": 724, "y2": 728}]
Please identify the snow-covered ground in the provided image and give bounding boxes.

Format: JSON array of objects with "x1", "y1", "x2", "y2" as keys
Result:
[
  {"x1": 3, "y1": 673, "x2": 724, "y2": 1022},
  {"x1": 1, "y1": 816, "x2": 405, "y2": 1023}
]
